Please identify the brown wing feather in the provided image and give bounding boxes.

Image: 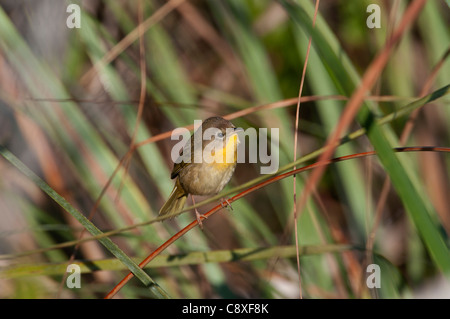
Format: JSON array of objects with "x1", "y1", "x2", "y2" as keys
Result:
[
  {"x1": 171, "y1": 161, "x2": 188, "y2": 179},
  {"x1": 171, "y1": 138, "x2": 193, "y2": 179}
]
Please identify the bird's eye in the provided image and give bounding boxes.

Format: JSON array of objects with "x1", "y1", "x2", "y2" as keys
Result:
[{"x1": 216, "y1": 131, "x2": 224, "y2": 138}]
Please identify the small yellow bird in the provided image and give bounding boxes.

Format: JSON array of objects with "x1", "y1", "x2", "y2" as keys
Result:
[{"x1": 159, "y1": 117, "x2": 242, "y2": 227}]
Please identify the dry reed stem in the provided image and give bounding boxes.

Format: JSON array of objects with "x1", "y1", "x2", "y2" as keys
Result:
[
  {"x1": 291, "y1": 0, "x2": 320, "y2": 300},
  {"x1": 80, "y1": 0, "x2": 186, "y2": 86},
  {"x1": 363, "y1": 46, "x2": 450, "y2": 287},
  {"x1": 292, "y1": 0, "x2": 427, "y2": 254}
]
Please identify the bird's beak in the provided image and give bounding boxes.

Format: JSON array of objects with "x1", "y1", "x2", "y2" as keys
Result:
[{"x1": 228, "y1": 127, "x2": 243, "y2": 144}]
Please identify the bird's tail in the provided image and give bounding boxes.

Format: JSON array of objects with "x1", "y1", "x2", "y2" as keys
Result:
[{"x1": 159, "y1": 178, "x2": 187, "y2": 218}]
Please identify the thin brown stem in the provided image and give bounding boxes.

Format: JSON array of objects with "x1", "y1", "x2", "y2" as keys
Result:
[
  {"x1": 364, "y1": 45, "x2": 450, "y2": 278},
  {"x1": 291, "y1": 0, "x2": 320, "y2": 300},
  {"x1": 292, "y1": 0, "x2": 427, "y2": 256},
  {"x1": 80, "y1": 0, "x2": 186, "y2": 86},
  {"x1": 115, "y1": 0, "x2": 148, "y2": 204}
]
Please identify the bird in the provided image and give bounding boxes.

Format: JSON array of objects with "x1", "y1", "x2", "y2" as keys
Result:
[{"x1": 159, "y1": 116, "x2": 242, "y2": 228}]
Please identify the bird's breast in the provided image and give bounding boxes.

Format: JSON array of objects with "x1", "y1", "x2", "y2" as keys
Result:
[{"x1": 178, "y1": 134, "x2": 239, "y2": 195}]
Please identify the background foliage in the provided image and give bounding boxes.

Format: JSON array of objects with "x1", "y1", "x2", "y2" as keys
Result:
[{"x1": 0, "y1": 0, "x2": 449, "y2": 298}]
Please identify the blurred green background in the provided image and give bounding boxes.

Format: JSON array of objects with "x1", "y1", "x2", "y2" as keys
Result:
[{"x1": 0, "y1": 0, "x2": 449, "y2": 298}]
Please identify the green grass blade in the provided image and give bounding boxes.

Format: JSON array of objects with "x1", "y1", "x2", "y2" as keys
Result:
[
  {"x1": 294, "y1": 22, "x2": 369, "y2": 241},
  {"x1": 1, "y1": 244, "x2": 353, "y2": 278},
  {"x1": 0, "y1": 145, "x2": 170, "y2": 299},
  {"x1": 280, "y1": 0, "x2": 450, "y2": 275}
]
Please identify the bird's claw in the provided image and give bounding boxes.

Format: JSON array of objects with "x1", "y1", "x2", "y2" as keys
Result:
[
  {"x1": 220, "y1": 198, "x2": 233, "y2": 211},
  {"x1": 195, "y1": 209, "x2": 208, "y2": 230}
]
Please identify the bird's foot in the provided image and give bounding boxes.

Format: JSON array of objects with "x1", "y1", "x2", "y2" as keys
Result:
[
  {"x1": 220, "y1": 197, "x2": 233, "y2": 211},
  {"x1": 195, "y1": 208, "x2": 208, "y2": 230}
]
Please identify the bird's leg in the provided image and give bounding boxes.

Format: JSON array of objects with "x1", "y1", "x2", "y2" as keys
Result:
[
  {"x1": 191, "y1": 195, "x2": 207, "y2": 229},
  {"x1": 220, "y1": 197, "x2": 233, "y2": 211}
]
